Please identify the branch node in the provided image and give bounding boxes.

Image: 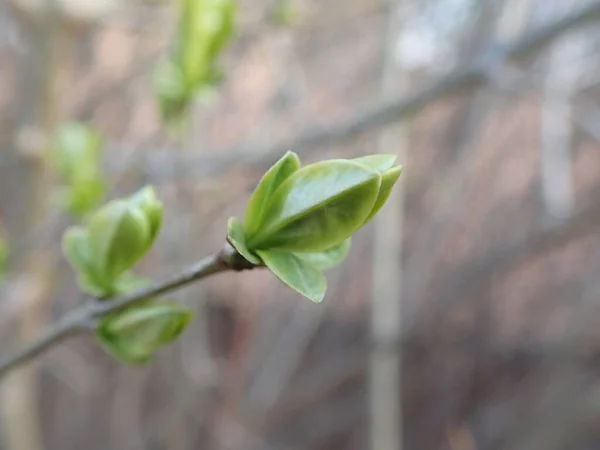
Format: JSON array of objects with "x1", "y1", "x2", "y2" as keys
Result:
[{"x1": 218, "y1": 242, "x2": 259, "y2": 272}]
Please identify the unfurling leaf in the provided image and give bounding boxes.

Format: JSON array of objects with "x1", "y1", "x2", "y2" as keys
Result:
[
  {"x1": 51, "y1": 122, "x2": 106, "y2": 218},
  {"x1": 352, "y1": 154, "x2": 397, "y2": 172},
  {"x1": 62, "y1": 186, "x2": 164, "y2": 296},
  {"x1": 256, "y1": 249, "x2": 326, "y2": 303},
  {"x1": 128, "y1": 185, "x2": 163, "y2": 245},
  {"x1": 226, "y1": 151, "x2": 403, "y2": 303},
  {"x1": 294, "y1": 238, "x2": 351, "y2": 271},
  {"x1": 243, "y1": 150, "x2": 300, "y2": 239},
  {"x1": 97, "y1": 302, "x2": 193, "y2": 364},
  {"x1": 114, "y1": 272, "x2": 153, "y2": 294},
  {"x1": 353, "y1": 154, "x2": 403, "y2": 224},
  {"x1": 155, "y1": 0, "x2": 236, "y2": 126},
  {"x1": 247, "y1": 160, "x2": 381, "y2": 252},
  {"x1": 227, "y1": 217, "x2": 261, "y2": 264},
  {"x1": 364, "y1": 165, "x2": 402, "y2": 223},
  {"x1": 62, "y1": 226, "x2": 108, "y2": 295},
  {"x1": 88, "y1": 200, "x2": 151, "y2": 286}
]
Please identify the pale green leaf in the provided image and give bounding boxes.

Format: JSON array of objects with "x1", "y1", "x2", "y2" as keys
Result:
[
  {"x1": 128, "y1": 186, "x2": 163, "y2": 245},
  {"x1": 52, "y1": 122, "x2": 102, "y2": 183},
  {"x1": 294, "y1": 238, "x2": 351, "y2": 271},
  {"x1": 64, "y1": 178, "x2": 106, "y2": 219},
  {"x1": 114, "y1": 272, "x2": 153, "y2": 295},
  {"x1": 227, "y1": 217, "x2": 261, "y2": 264},
  {"x1": 97, "y1": 301, "x2": 193, "y2": 365},
  {"x1": 51, "y1": 122, "x2": 106, "y2": 218},
  {"x1": 62, "y1": 226, "x2": 91, "y2": 275},
  {"x1": 352, "y1": 154, "x2": 397, "y2": 172},
  {"x1": 248, "y1": 160, "x2": 381, "y2": 252},
  {"x1": 244, "y1": 151, "x2": 300, "y2": 239},
  {"x1": 62, "y1": 226, "x2": 110, "y2": 294},
  {"x1": 87, "y1": 200, "x2": 151, "y2": 282},
  {"x1": 363, "y1": 166, "x2": 403, "y2": 224},
  {"x1": 257, "y1": 249, "x2": 326, "y2": 303}
]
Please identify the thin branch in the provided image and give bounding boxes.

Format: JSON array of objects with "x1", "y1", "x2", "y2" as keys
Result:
[
  {"x1": 138, "y1": 0, "x2": 600, "y2": 180},
  {"x1": 0, "y1": 244, "x2": 251, "y2": 378},
  {"x1": 369, "y1": 0, "x2": 406, "y2": 449},
  {"x1": 411, "y1": 199, "x2": 600, "y2": 335}
]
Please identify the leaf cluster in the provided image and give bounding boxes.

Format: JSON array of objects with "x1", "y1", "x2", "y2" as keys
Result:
[
  {"x1": 62, "y1": 187, "x2": 192, "y2": 364},
  {"x1": 227, "y1": 152, "x2": 402, "y2": 302},
  {"x1": 50, "y1": 122, "x2": 107, "y2": 218}
]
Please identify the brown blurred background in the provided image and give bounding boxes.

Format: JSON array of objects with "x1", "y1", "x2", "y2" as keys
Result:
[{"x1": 1, "y1": 0, "x2": 600, "y2": 449}]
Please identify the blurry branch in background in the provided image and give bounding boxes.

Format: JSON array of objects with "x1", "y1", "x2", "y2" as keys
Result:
[
  {"x1": 136, "y1": 0, "x2": 600, "y2": 180},
  {"x1": 491, "y1": 247, "x2": 600, "y2": 450},
  {"x1": 539, "y1": 2, "x2": 580, "y2": 225},
  {"x1": 369, "y1": 0, "x2": 407, "y2": 449},
  {"x1": 402, "y1": 0, "x2": 536, "y2": 356},
  {"x1": 573, "y1": 98, "x2": 600, "y2": 142},
  {"x1": 0, "y1": 0, "x2": 64, "y2": 448},
  {"x1": 418, "y1": 199, "x2": 600, "y2": 333}
]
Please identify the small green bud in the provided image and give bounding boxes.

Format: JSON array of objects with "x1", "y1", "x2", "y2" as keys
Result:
[
  {"x1": 50, "y1": 122, "x2": 106, "y2": 218},
  {"x1": 155, "y1": 0, "x2": 236, "y2": 126},
  {"x1": 97, "y1": 301, "x2": 193, "y2": 364},
  {"x1": 62, "y1": 185, "x2": 164, "y2": 296},
  {"x1": 88, "y1": 199, "x2": 151, "y2": 287},
  {"x1": 127, "y1": 186, "x2": 163, "y2": 246}
]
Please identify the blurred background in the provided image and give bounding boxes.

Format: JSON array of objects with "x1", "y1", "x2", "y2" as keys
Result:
[{"x1": 1, "y1": 0, "x2": 600, "y2": 449}]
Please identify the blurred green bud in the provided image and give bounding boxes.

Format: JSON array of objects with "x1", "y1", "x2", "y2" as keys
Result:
[
  {"x1": 127, "y1": 185, "x2": 163, "y2": 245},
  {"x1": 62, "y1": 186, "x2": 163, "y2": 296},
  {"x1": 50, "y1": 122, "x2": 106, "y2": 218},
  {"x1": 227, "y1": 151, "x2": 402, "y2": 302},
  {"x1": 270, "y1": 0, "x2": 299, "y2": 27},
  {"x1": 154, "y1": 0, "x2": 236, "y2": 126},
  {"x1": 97, "y1": 301, "x2": 193, "y2": 364}
]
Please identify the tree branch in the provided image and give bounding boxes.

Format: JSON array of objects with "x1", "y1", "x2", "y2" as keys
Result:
[
  {"x1": 410, "y1": 199, "x2": 600, "y2": 335},
  {"x1": 0, "y1": 244, "x2": 250, "y2": 378},
  {"x1": 137, "y1": 0, "x2": 600, "y2": 180}
]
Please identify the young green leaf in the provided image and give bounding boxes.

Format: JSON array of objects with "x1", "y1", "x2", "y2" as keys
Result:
[
  {"x1": 97, "y1": 302, "x2": 194, "y2": 365},
  {"x1": 153, "y1": 58, "x2": 189, "y2": 122},
  {"x1": 248, "y1": 160, "x2": 381, "y2": 252},
  {"x1": 363, "y1": 166, "x2": 402, "y2": 224},
  {"x1": 114, "y1": 272, "x2": 153, "y2": 295},
  {"x1": 128, "y1": 186, "x2": 163, "y2": 246},
  {"x1": 51, "y1": 122, "x2": 103, "y2": 182},
  {"x1": 352, "y1": 154, "x2": 397, "y2": 172},
  {"x1": 87, "y1": 200, "x2": 151, "y2": 283},
  {"x1": 352, "y1": 154, "x2": 403, "y2": 224},
  {"x1": 51, "y1": 122, "x2": 106, "y2": 218},
  {"x1": 294, "y1": 238, "x2": 351, "y2": 271},
  {"x1": 244, "y1": 151, "x2": 300, "y2": 239},
  {"x1": 63, "y1": 178, "x2": 106, "y2": 219},
  {"x1": 256, "y1": 249, "x2": 326, "y2": 303},
  {"x1": 227, "y1": 217, "x2": 261, "y2": 265},
  {"x1": 62, "y1": 226, "x2": 110, "y2": 295}
]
